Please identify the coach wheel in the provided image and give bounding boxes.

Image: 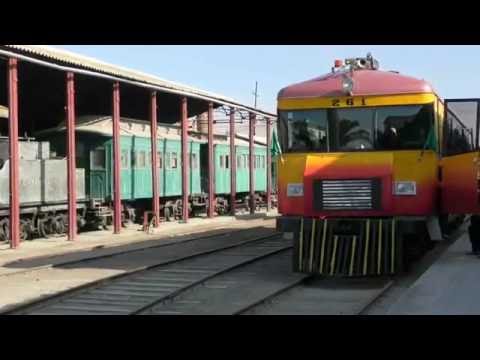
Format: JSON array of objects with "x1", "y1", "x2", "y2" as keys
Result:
[
  {"x1": 52, "y1": 215, "x2": 66, "y2": 235},
  {"x1": 175, "y1": 200, "x2": 183, "y2": 219},
  {"x1": 164, "y1": 206, "x2": 172, "y2": 222},
  {"x1": 38, "y1": 217, "x2": 52, "y2": 238},
  {"x1": 0, "y1": 219, "x2": 9, "y2": 242},
  {"x1": 20, "y1": 219, "x2": 32, "y2": 241}
]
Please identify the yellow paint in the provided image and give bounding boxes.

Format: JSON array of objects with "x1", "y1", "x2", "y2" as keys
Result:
[
  {"x1": 319, "y1": 219, "x2": 327, "y2": 272},
  {"x1": 391, "y1": 218, "x2": 396, "y2": 274},
  {"x1": 330, "y1": 235, "x2": 338, "y2": 275},
  {"x1": 278, "y1": 93, "x2": 436, "y2": 110},
  {"x1": 299, "y1": 217, "x2": 304, "y2": 271},
  {"x1": 349, "y1": 236, "x2": 357, "y2": 276},
  {"x1": 363, "y1": 219, "x2": 370, "y2": 275},
  {"x1": 309, "y1": 219, "x2": 316, "y2": 271},
  {"x1": 377, "y1": 220, "x2": 383, "y2": 275},
  {"x1": 278, "y1": 150, "x2": 438, "y2": 192},
  {"x1": 278, "y1": 153, "x2": 308, "y2": 185}
]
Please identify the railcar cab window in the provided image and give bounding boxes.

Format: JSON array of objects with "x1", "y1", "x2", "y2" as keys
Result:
[
  {"x1": 279, "y1": 104, "x2": 434, "y2": 152},
  {"x1": 280, "y1": 110, "x2": 328, "y2": 152}
]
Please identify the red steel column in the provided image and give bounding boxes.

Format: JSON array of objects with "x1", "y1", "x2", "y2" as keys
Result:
[
  {"x1": 249, "y1": 112, "x2": 256, "y2": 214},
  {"x1": 266, "y1": 117, "x2": 272, "y2": 212},
  {"x1": 66, "y1": 72, "x2": 77, "y2": 240},
  {"x1": 229, "y1": 107, "x2": 236, "y2": 216},
  {"x1": 8, "y1": 58, "x2": 20, "y2": 249},
  {"x1": 181, "y1": 97, "x2": 189, "y2": 222},
  {"x1": 112, "y1": 82, "x2": 122, "y2": 234},
  {"x1": 207, "y1": 102, "x2": 215, "y2": 218},
  {"x1": 150, "y1": 91, "x2": 159, "y2": 227}
]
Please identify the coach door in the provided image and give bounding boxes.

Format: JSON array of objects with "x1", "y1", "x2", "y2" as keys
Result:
[{"x1": 441, "y1": 99, "x2": 480, "y2": 214}]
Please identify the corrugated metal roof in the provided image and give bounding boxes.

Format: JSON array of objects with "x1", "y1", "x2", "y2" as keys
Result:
[
  {"x1": 1, "y1": 45, "x2": 275, "y2": 117},
  {"x1": 0, "y1": 105, "x2": 7, "y2": 118}
]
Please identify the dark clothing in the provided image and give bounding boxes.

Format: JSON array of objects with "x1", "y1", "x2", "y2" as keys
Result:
[{"x1": 468, "y1": 215, "x2": 480, "y2": 254}]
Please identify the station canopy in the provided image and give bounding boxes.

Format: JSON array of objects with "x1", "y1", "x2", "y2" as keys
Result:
[{"x1": 0, "y1": 45, "x2": 275, "y2": 136}]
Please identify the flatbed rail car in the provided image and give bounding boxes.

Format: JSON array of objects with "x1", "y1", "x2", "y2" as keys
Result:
[
  {"x1": 275, "y1": 54, "x2": 480, "y2": 277},
  {"x1": 39, "y1": 115, "x2": 270, "y2": 226}
]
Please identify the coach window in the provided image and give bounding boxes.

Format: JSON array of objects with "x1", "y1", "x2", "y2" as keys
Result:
[
  {"x1": 136, "y1": 150, "x2": 146, "y2": 168},
  {"x1": 157, "y1": 152, "x2": 163, "y2": 168},
  {"x1": 219, "y1": 155, "x2": 224, "y2": 169},
  {"x1": 191, "y1": 153, "x2": 198, "y2": 169},
  {"x1": 165, "y1": 153, "x2": 170, "y2": 169},
  {"x1": 225, "y1": 155, "x2": 229, "y2": 169},
  {"x1": 171, "y1": 152, "x2": 178, "y2": 169},
  {"x1": 146, "y1": 152, "x2": 152, "y2": 167},
  {"x1": 121, "y1": 149, "x2": 130, "y2": 169},
  {"x1": 90, "y1": 148, "x2": 106, "y2": 170},
  {"x1": 237, "y1": 155, "x2": 242, "y2": 168}
]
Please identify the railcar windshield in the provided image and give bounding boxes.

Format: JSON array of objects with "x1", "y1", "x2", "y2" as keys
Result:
[{"x1": 278, "y1": 104, "x2": 435, "y2": 152}]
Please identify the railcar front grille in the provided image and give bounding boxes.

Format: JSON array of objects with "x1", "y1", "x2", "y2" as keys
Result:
[{"x1": 313, "y1": 178, "x2": 381, "y2": 211}]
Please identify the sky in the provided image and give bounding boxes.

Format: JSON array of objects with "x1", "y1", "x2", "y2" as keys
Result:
[{"x1": 58, "y1": 45, "x2": 480, "y2": 115}]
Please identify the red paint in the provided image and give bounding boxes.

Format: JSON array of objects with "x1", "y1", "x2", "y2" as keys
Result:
[
  {"x1": 266, "y1": 118, "x2": 272, "y2": 211},
  {"x1": 150, "y1": 91, "x2": 159, "y2": 227},
  {"x1": 66, "y1": 72, "x2": 77, "y2": 240},
  {"x1": 8, "y1": 58, "x2": 20, "y2": 249},
  {"x1": 278, "y1": 161, "x2": 437, "y2": 218},
  {"x1": 278, "y1": 69, "x2": 433, "y2": 99},
  {"x1": 181, "y1": 97, "x2": 189, "y2": 222},
  {"x1": 207, "y1": 102, "x2": 215, "y2": 218},
  {"x1": 112, "y1": 82, "x2": 122, "y2": 234},
  {"x1": 229, "y1": 107, "x2": 236, "y2": 215},
  {"x1": 249, "y1": 112, "x2": 256, "y2": 214},
  {"x1": 303, "y1": 162, "x2": 394, "y2": 217}
]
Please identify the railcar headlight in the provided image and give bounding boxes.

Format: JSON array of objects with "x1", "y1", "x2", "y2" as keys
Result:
[
  {"x1": 394, "y1": 181, "x2": 416, "y2": 196},
  {"x1": 287, "y1": 183, "x2": 304, "y2": 197}
]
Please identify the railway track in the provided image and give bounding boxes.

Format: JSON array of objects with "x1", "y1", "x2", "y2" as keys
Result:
[
  {"x1": 140, "y1": 250, "x2": 392, "y2": 316},
  {"x1": 7, "y1": 229, "x2": 393, "y2": 315},
  {"x1": 8, "y1": 234, "x2": 290, "y2": 315}
]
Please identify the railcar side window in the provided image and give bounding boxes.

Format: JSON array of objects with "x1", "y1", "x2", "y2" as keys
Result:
[
  {"x1": 225, "y1": 155, "x2": 229, "y2": 169},
  {"x1": 219, "y1": 155, "x2": 224, "y2": 169},
  {"x1": 90, "y1": 148, "x2": 105, "y2": 170},
  {"x1": 262, "y1": 155, "x2": 265, "y2": 169},
  {"x1": 121, "y1": 149, "x2": 129, "y2": 169},
  {"x1": 237, "y1": 155, "x2": 242, "y2": 168},
  {"x1": 443, "y1": 109, "x2": 474, "y2": 155}
]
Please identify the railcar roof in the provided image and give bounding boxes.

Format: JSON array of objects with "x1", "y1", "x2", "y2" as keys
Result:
[
  {"x1": 278, "y1": 69, "x2": 434, "y2": 99},
  {"x1": 37, "y1": 115, "x2": 264, "y2": 147}
]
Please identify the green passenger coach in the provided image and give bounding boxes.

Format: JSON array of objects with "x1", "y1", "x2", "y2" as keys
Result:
[{"x1": 38, "y1": 115, "x2": 271, "y2": 225}]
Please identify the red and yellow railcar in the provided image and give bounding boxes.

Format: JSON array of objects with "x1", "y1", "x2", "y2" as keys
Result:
[{"x1": 276, "y1": 54, "x2": 480, "y2": 276}]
